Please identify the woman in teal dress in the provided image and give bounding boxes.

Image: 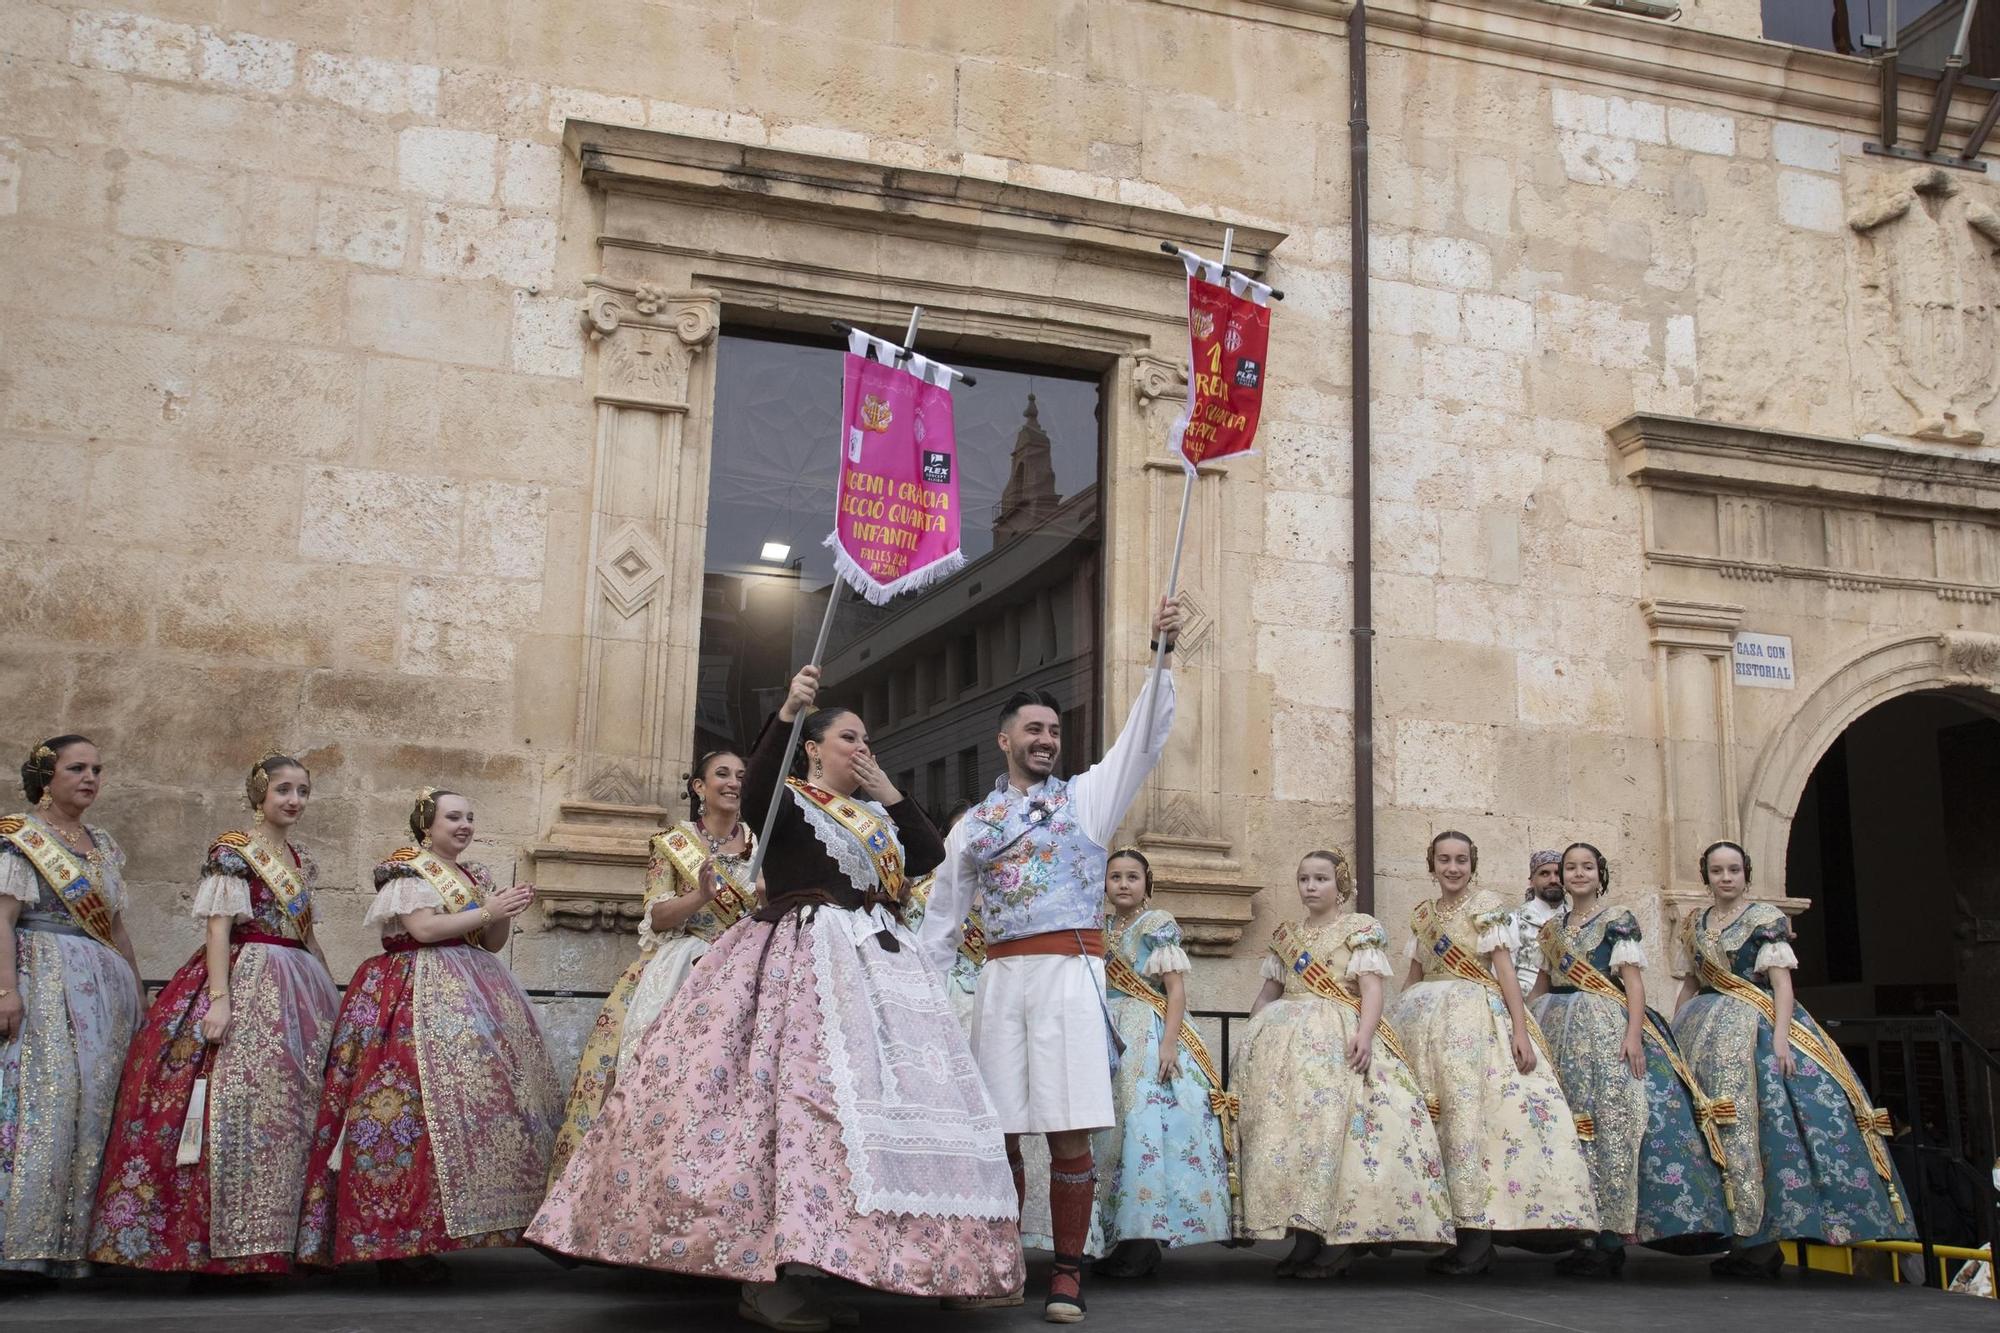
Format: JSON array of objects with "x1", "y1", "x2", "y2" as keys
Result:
[
  {"x1": 1091, "y1": 849, "x2": 1231, "y2": 1277},
  {"x1": 1672, "y1": 840, "x2": 1913, "y2": 1278},
  {"x1": 1529, "y1": 842, "x2": 1732, "y2": 1274}
]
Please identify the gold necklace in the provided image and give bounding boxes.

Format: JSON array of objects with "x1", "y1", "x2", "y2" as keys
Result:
[{"x1": 42, "y1": 812, "x2": 106, "y2": 872}]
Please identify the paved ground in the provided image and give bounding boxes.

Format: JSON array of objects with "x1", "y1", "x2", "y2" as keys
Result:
[{"x1": 6, "y1": 1245, "x2": 1993, "y2": 1332}]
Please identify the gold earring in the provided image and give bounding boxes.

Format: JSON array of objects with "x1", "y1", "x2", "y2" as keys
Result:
[
  {"x1": 36, "y1": 791, "x2": 52, "y2": 810},
  {"x1": 421, "y1": 834, "x2": 433, "y2": 850},
  {"x1": 254, "y1": 808, "x2": 266, "y2": 825}
]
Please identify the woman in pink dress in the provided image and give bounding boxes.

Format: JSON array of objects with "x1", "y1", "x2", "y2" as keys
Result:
[
  {"x1": 296, "y1": 788, "x2": 559, "y2": 1283},
  {"x1": 530, "y1": 665, "x2": 1021, "y2": 1332}
]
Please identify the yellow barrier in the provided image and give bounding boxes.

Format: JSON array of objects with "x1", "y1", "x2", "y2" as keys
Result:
[{"x1": 1779, "y1": 1240, "x2": 1996, "y2": 1298}]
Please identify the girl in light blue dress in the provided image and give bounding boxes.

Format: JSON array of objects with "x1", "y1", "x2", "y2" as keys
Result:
[{"x1": 1091, "y1": 849, "x2": 1232, "y2": 1277}]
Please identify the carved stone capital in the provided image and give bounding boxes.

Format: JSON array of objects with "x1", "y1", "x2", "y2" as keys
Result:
[
  {"x1": 1134, "y1": 353, "x2": 1189, "y2": 404},
  {"x1": 1641, "y1": 597, "x2": 1743, "y2": 653},
  {"x1": 1151, "y1": 869, "x2": 1261, "y2": 956},
  {"x1": 582, "y1": 277, "x2": 720, "y2": 409},
  {"x1": 1941, "y1": 631, "x2": 2000, "y2": 684}
]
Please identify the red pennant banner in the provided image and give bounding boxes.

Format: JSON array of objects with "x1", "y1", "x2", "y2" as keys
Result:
[{"x1": 1172, "y1": 258, "x2": 1273, "y2": 471}]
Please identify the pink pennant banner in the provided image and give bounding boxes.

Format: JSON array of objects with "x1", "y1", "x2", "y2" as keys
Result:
[{"x1": 824, "y1": 334, "x2": 966, "y2": 605}]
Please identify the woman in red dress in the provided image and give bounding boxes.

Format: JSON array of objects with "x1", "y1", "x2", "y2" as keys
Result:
[
  {"x1": 297, "y1": 788, "x2": 559, "y2": 1283},
  {"x1": 89, "y1": 754, "x2": 339, "y2": 1279}
]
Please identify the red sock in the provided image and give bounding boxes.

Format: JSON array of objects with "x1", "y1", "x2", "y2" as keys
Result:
[{"x1": 1048, "y1": 1150, "x2": 1095, "y2": 1298}]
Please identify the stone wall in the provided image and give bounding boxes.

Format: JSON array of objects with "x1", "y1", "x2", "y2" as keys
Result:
[{"x1": 4, "y1": 0, "x2": 1998, "y2": 1034}]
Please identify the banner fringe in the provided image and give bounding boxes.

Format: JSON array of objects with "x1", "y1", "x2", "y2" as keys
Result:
[{"x1": 823, "y1": 534, "x2": 967, "y2": 606}]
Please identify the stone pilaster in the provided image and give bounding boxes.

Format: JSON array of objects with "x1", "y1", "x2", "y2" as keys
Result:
[{"x1": 532, "y1": 278, "x2": 721, "y2": 927}]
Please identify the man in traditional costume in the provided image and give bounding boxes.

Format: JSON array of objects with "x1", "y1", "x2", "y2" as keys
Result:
[
  {"x1": 918, "y1": 598, "x2": 1181, "y2": 1323},
  {"x1": 1514, "y1": 848, "x2": 1564, "y2": 992}
]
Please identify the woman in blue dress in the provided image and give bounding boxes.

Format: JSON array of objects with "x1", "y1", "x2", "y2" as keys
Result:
[
  {"x1": 1672, "y1": 840, "x2": 1913, "y2": 1278},
  {"x1": 1090, "y1": 849, "x2": 1232, "y2": 1277},
  {"x1": 1529, "y1": 842, "x2": 1733, "y2": 1274}
]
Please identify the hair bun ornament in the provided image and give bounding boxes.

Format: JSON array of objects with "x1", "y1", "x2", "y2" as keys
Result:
[{"x1": 32, "y1": 744, "x2": 55, "y2": 763}]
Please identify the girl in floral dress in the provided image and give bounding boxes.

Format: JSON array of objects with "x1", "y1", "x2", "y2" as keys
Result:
[
  {"x1": 296, "y1": 788, "x2": 560, "y2": 1282},
  {"x1": 1234, "y1": 849, "x2": 1452, "y2": 1277},
  {"x1": 1090, "y1": 848, "x2": 1232, "y2": 1278},
  {"x1": 1672, "y1": 840, "x2": 1912, "y2": 1278},
  {"x1": 550, "y1": 750, "x2": 755, "y2": 1180},
  {"x1": 1528, "y1": 842, "x2": 1732, "y2": 1274},
  {"x1": 90, "y1": 754, "x2": 340, "y2": 1279},
  {"x1": 1388, "y1": 830, "x2": 1597, "y2": 1275},
  {"x1": 1, "y1": 736, "x2": 143, "y2": 1282}
]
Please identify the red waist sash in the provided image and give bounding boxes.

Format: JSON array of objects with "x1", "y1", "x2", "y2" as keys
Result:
[{"x1": 986, "y1": 928, "x2": 1104, "y2": 960}]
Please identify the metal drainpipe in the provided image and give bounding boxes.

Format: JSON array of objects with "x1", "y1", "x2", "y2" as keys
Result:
[{"x1": 1348, "y1": 0, "x2": 1376, "y2": 914}]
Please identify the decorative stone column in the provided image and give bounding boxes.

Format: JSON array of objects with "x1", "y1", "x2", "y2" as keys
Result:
[
  {"x1": 532, "y1": 278, "x2": 720, "y2": 931},
  {"x1": 1643, "y1": 597, "x2": 1747, "y2": 940}
]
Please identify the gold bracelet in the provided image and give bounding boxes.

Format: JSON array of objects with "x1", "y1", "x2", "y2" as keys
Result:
[
  {"x1": 479, "y1": 906, "x2": 493, "y2": 929},
  {"x1": 208, "y1": 988, "x2": 227, "y2": 1001}
]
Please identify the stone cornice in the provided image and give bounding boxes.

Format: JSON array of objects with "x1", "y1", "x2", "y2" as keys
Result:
[
  {"x1": 1612, "y1": 413, "x2": 2000, "y2": 520},
  {"x1": 564, "y1": 122, "x2": 1288, "y2": 275},
  {"x1": 1160, "y1": 0, "x2": 1997, "y2": 148}
]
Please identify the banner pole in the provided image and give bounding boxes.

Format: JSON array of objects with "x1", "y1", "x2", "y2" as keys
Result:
[
  {"x1": 741, "y1": 301, "x2": 922, "y2": 889},
  {"x1": 742, "y1": 578, "x2": 844, "y2": 890},
  {"x1": 1136, "y1": 464, "x2": 1195, "y2": 758}
]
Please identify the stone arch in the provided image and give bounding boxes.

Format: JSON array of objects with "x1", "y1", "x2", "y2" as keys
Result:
[{"x1": 1740, "y1": 631, "x2": 2000, "y2": 892}]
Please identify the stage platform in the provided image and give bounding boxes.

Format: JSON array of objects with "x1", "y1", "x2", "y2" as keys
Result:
[{"x1": 8, "y1": 1244, "x2": 1992, "y2": 1331}]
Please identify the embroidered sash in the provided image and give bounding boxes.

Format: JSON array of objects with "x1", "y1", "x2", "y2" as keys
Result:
[
  {"x1": 1426, "y1": 916, "x2": 1592, "y2": 1139},
  {"x1": 1693, "y1": 935, "x2": 1905, "y2": 1221},
  {"x1": 787, "y1": 778, "x2": 905, "y2": 900},
  {"x1": 213, "y1": 831, "x2": 312, "y2": 937},
  {"x1": 1103, "y1": 949, "x2": 1240, "y2": 1201},
  {"x1": 0, "y1": 814, "x2": 116, "y2": 948},
  {"x1": 1271, "y1": 922, "x2": 1415, "y2": 1070},
  {"x1": 652, "y1": 824, "x2": 755, "y2": 928},
  {"x1": 1545, "y1": 920, "x2": 1736, "y2": 1203},
  {"x1": 385, "y1": 845, "x2": 485, "y2": 912},
  {"x1": 958, "y1": 913, "x2": 987, "y2": 966}
]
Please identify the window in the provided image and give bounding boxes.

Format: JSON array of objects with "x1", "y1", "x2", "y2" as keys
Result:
[
  {"x1": 1762, "y1": 0, "x2": 1999, "y2": 76},
  {"x1": 958, "y1": 745, "x2": 984, "y2": 806},
  {"x1": 696, "y1": 330, "x2": 1104, "y2": 816}
]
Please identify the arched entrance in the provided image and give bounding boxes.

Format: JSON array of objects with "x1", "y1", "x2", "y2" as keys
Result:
[
  {"x1": 1785, "y1": 689, "x2": 2000, "y2": 1046},
  {"x1": 1737, "y1": 632, "x2": 2000, "y2": 1056}
]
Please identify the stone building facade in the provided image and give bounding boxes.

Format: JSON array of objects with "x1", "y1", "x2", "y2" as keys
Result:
[{"x1": 4, "y1": 0, "x2": 1998, "y2": 1067}]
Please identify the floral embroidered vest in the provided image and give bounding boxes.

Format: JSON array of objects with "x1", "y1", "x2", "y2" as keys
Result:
[{"x1": 964, "y1": 774, "x2": 1104, "y2": 943}]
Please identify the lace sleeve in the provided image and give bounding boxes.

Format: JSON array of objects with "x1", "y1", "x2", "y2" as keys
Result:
[
  {"x1": 189, "y1": 873, "x2": 253, "y2": 922},
  {"x1": 1344, "y1": 916, "x2": 1393, "y2": 978},
  {"x1": 1606, "y1": 911, "x2": 1647, "y2": 970},
  {"x1": 1472, "y1": 906, "x2": 1519, "y2": 957},
  {"x1": 362, "y1": 876, "x2": 449, "y2": 929},
  {"x1": 1260, "y1": 952, "x2": 1285, "y2": 983},
  {"x1": 0, "y1": 846, "x2": 35, "y2": 904},
  {"x1": 1749, "y1": 913, "x2": 1798, "y2": 975},
  {"x1": 1139, "y1": 913, "x2": 1190, "y2": 976}
]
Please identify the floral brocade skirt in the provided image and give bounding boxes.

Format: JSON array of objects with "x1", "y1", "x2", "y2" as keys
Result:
[
  {"x1": 1389, "y1": 978, "x2": 1597, "y2": 1234},
  {"x1": 0, "y1": 926, "x2": 141, "y2": 1276},
  {"x1": 529, "y1": 908, "x2": 1023, "y2": 1298},
  {"x1": 90, "y1": 939, "x2": 337, "y2": 1273},
  {"x1": 1674, "y1": 991, "x2": 1913, "y2": 1246},
  {"x1": 1091, "y1": 993, "x2": 1232, "y2": 1248},
  {"x1": 1533, "y1": 989, "x2": 1732, "y2": 1244},
  {"x1": 1233, "y1": 995, "x2": 1453, "y2": 1245},
  {"x1": 297, "y1": 941, "x2": 561, "y2": 1265}
]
